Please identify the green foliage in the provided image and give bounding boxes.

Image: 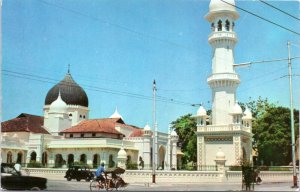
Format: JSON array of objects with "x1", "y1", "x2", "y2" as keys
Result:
[
  {"x1": 27, "y1": 160, "x2": 43, "y2": 168},
  {"x1": 126, "y1": 162, "x2": 138, "y2": 170},
  {"x1": 242, "y1": 97, "x2": 299, "y2": 166},
  {"x1": 171, "y1": 114, "x2": 197, "y2": 165}
]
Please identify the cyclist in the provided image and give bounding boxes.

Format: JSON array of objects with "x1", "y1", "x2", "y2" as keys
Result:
[{"x1": 95, "y1": 162, "x2": 105, "y2": 185}]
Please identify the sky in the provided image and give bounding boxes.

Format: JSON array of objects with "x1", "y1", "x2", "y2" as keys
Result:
[{"x1": 2, "y1": 0, "x2": 300, "y2": 133}]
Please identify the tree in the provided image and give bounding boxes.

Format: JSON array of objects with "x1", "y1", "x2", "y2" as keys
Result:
[
  {"x1": 170, "y1": 114, "x2": 197, "y2": 166},
  {"x1": 241, "y1": 97, "x2": 299, "y2": 166}
]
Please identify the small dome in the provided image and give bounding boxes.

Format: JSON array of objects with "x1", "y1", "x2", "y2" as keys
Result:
[
  {"x1": 144, "y1": 124, "x2": 151, "y2": 131},
  {"x1": 171, "y1": 130, "x2": 178, "y2": 136},
  {"x1": 243, "y1": 108, "x2": 253, "y2": 120},
  {"x1": 110, "y1": 108, "x2": 123, "y2": 119},
  {"x1": 117, "y1": 146, "x2": 127, "y2": 159},
  {"x1": 45, "y1": 73, "x2": 89, "y2": 107},
  {"x1": 49, "y1": 92, "x2": 67, "y2": 113},
  {"x1": 216, "y1": 148, "x2": 225, "y2": 160},
  {"x1": 197, "y1": 106, "x2": 207, "y2": 116},
  {"x1": 231, "y1": 102, "x2": 243, "y2": 115},
  {"x1": 209, "y1": 0, "x2": 236, "y2": 13}
]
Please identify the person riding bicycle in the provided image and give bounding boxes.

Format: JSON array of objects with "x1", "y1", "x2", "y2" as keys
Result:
[{"x1": 95, "y1": 162, "x2": 105, "y2": 183}]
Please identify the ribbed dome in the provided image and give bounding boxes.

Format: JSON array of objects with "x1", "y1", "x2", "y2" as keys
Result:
[
  {"x1": 49, "y1": 92, "x2": 67, "y2": 113},
  {"x1": 45, "y1": 73, "x2": 88, "y2": 107},
  {"x1": 117, "y1": 146, "x2": 127, "y2": 159},
  {"x1": 231, "y1": 102, "x2": 243, "y2": 115},
  {"x1": 242, "y1": 108, "x2": 253, "y2": 120},
  {"x1": 144, "y1": 123, "x2": 151, "y2": 131},
  {"x1": 110, "y1": 108, "x2": 123, "y2": 119},
  {"x1": 197, "y1": 106, "x2": 207, "y2": 117},
  {"x1": 171, "y1": 130, "x2": 178, "y2": 136}
]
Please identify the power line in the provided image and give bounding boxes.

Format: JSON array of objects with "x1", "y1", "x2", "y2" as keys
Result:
[
  {"x1": 258, "y1": 0, "x2": 300, "y2": 22},
  {"x1": 2, "y1": 69, "x2": 195, "y2": 107},
  {"x1": 220, "y1": 0, "x2": 300, "y2": 36}
]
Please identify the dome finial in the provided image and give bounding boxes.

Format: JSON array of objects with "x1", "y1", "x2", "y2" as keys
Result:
[{"x1": 68, "y1": 64, "x2": 70, "y2": 74}]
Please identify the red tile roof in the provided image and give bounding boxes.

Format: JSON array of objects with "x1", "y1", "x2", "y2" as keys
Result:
[
  {"x1": 129, "y1": 129, "x2": 144, "y2": 137},
  {"x1": 61, "y1": 118, "x2": 123, "y2": 135},
  {"x1": 1, "y1": 113, "x2": 49, "y2": 134}
]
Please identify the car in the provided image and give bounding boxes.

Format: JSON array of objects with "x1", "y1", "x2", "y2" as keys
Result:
[
  {"x1": 64, "y1": 165, "x2": 94, "y2": 182},
  {"x1": 1, "y1": 163, "x2": 47, "y2": 190}
]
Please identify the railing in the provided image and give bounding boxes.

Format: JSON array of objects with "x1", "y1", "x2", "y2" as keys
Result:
[
  {"x1": 208, "y1": 31, "x2": 237, "y2": 42},
  {"x1": 207, "y1": 73, "x2": 240, "y2": 83},
  {"x1": 198, "y1": 124, "x2": 251, "y2": 133}
]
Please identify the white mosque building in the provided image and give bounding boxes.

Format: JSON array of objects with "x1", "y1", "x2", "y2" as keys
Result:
[
  {"x1": 1, "y1": 71, "x2": 182, "y2": 170},
  {"x1": 193, "y1": 0, "x2": 253, "y2": 168},
  {"x1": 2, "y1": 0, "x2": 252, "y2": 171}
]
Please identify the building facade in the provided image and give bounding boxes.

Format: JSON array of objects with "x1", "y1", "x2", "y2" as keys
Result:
[
  {"x1": 1, "y1": 72, "x2": 181, "y2": 170},
  {"x1": 194, "y1": 0, "x2": 253, "y2": 168}
]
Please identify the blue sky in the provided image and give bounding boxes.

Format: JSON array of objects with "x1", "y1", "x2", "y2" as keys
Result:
[{"x1": 2, "y1": 0, "x2": 300, "y2": 133}]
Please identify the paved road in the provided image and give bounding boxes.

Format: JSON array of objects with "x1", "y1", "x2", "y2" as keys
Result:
[{"x1": 46, "y1": 179, "x2": 299, "y2": 191}]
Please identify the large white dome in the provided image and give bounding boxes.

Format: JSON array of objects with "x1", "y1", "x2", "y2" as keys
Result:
[
  {"x1": 49, "y1": 92, "x2": 67, "y2": 113},
  {"x1": 209, "y1": 0, "x2": 236, "y2": 13}
]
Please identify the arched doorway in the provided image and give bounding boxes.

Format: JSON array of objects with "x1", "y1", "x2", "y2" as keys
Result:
[
  {"x1": 17, "y1": 152, "x2": 23, "y2": 164},
  {"x1": 93, "y1": 154, "x2": 100, "y2": 168},
  {"x1": 80, "y1": 154, "x2": 86, "y2": 164},
  {"x1": 55, "y1": 154, "x2": 63, "y2": 168},
  {"x1": 108, "y1": 154, "x2": 115, "y2": 168},
  {"x1": 68, "y1": 154, "x2": 74, "y2": 167},
  {"x1": 242, "y1": 147, "x2": 247, "y2": 161},
  {"x1": 7, "y1": 151, "x2": 13, "y2": 163},
  {"x1": 30, "y1": 151, "x2": 37, "y2": 162},
  {"x1": 158, "y1": 146, "x2": 166, "y2": 170},
  {"x1": 42, "y1": 152, "x2": 48, "y2": 166}
]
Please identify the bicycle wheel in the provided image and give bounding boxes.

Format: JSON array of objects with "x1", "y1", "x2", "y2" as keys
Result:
[{"x1": 90, "y1": 180, "x2": 100, "y2": 191}]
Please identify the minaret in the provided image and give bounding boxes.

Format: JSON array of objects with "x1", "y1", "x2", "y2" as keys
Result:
[{"x1": 206, "y1": 0, "x2": 240, "y2": 125}]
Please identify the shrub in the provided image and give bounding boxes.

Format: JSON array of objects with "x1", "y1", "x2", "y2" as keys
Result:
[{"x1": 27, "y1": 161, "x2": 43, "y2": 168}]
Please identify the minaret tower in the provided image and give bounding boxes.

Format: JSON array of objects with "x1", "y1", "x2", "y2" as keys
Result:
[{"x1": 206, "y1": 0, "x2": 240, "y2": 125}]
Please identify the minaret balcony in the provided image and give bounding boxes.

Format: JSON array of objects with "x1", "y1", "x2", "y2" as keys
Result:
[
  {"x1": 197, "y1": 124, "x2": 251, "y2": 133},
  {"x1": 207, "y1": 73, "x2": 240, "y2": 87},
  {"x1": 208, "y1": 31, "x2": 237, "y2": 44}
]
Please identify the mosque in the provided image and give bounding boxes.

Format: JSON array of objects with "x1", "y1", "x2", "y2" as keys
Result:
[
  {"x1": 193, "y1": 0, "x2": 253, "y2": 168},
  {"x1": 1, "y1": 71, "x2": 182, "y2": 170},
  {"x1": 2, "y1": 0, "x2": 253, "y2": 170}
]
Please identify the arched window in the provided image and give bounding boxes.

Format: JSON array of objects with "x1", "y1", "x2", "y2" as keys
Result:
[
  {"x1": 211, "y1": 23, "x2": 215, "y2": 31},
  {"x1": 225, "y1": 20, "x2": 230, "y2": 31},
  {"x1": 67, "y1": 154, "x2": 74, "y2": 167},
  {"x1": 17, "y1": 152, "x2": 23, "y2": 164},
  {"x1": 55, "y1": 154, "x2": 63, "y2": 168},
  {"x1": 80, "y1": 154, "x2": 87, "y2": 164},
  {"x1": 93, "y1": 154, "x2": 100, "y2": 168},
  {"x1": 30, "y1": 151, "x2": 37, "y2": 162},
  {"x1": 218, "y1": 20, "x2": 222, "y2": 31},
  {"x1": 7, "y1": 151, "x2": 13, "y2": 163},
  {"x1": 108, "y1": 154, "x2": 115, "y2": 168},
  {"x1": 232, "y1": 22, "x2": 235, "y2": 30}
]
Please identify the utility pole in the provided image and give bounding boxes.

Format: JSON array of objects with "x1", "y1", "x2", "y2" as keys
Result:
[
  {"x1": 233, "y1": 42, "x2": 300, "y2": 187},
  {"x1": 152, "y1": 80, "x2": 157, "y2": 183},
  {"x1": 287, "y1": 41, "x2": 297, "y2": 188}
]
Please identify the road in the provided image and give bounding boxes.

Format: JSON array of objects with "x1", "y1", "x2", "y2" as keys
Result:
[{"x1": 46, "y1": 179, "x2": 299, "y2": 191}]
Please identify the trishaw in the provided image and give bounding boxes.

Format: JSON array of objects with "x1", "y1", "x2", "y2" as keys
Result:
[{"x1": 90, "y1": 167, "x2": 128, "y2": 191}]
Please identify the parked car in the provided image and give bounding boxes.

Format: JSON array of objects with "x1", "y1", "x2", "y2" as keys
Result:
[
  {"x1": 64, "y1": 165, "x2": 94, "y2": 182},
  {"x1": 1, "y1": 163, "x2": 47, "y2": 190}
]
